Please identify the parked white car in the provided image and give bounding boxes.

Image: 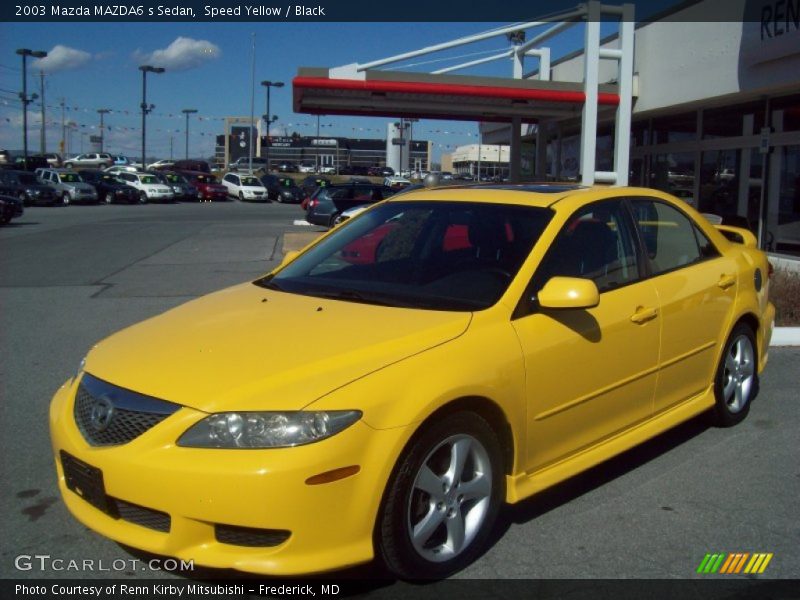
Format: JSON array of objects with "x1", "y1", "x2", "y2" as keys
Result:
[
  {"x1": 221, "y1": 173, "x2": 269, "y2": 201},
  {"x1": 114, "y1": 171, "x2": 174, "y2": 203},
  {"x1": 298, "y1": 162, "x2": 316, "y2": 173},
  {"x1": 384, "y1": 176, "x2": 412, "y2": 189},
  {"x1": 104, "y1": 165, "x2": 138, "y2": 174}
]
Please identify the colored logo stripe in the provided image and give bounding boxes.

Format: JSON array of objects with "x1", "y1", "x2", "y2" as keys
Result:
[{"x1": 697, "y1": 553, "x2": 773, "y2": 574}]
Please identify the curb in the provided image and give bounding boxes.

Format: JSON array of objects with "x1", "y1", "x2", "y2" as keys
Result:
[{"x1": 770, "y1": 327, "x2": 800, "y2": 347}]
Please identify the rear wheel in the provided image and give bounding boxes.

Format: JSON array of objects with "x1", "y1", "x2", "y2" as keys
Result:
[
  {"x1": 18, "y1": 192, "x2": 29, "y2": 207},
  {"x1": 138, "y1": 191, "x2": 148, "y2": 204},
  {"x1": 712, "y1": 323, "x2": 757, "y2": 427},
  {"x1": 329, "y1": 212, "x2": 341, "y2": 228},
  {"x1": 64, "y1": 162, "x2": 73, "y2": 169},
  {"x1": 61, "y1": 192, "x2": 70, "y2": 205},
  {"x1": 239, "y1": 191, "x2": 245, "y2": 202},
  {"x1": 377, "y1": 411, "x2": 503, "y2": 579}
]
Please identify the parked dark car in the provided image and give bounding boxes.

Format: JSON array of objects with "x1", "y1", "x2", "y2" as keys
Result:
[
  {"x1": 10, "y1": 155, "x2": 50, "y2": 172},
  {"x1": 78, "y1": 170, "x2": 139, "y2": 204},
  {"x1": 182, "y1": 171, "x2": 228, "y2": 202},
  {"x1": 146, "y1": 170, "x2": 198, "y2": 201},
  {"x1": 368, "y1": 166, "x2": 395, "y2": 177},
  {"x1": 0, "y1": 169, "x2": 59, "y2": 206},
  {"x1": 276, "y1": 161, "x2": 298, "y2": 173},
  {"x1": 306, "y1": 183, "x2": 397, "y2": 227},
  {"x1": 172, "y1": 159, "x2": 211, "y2": 174},
  {"x1": 299, "y1": 176, "x2": 331, "y2": 200},
  {"x1": 0, "y1": 194, "x2": 24, "y2": 224},
  {"x1": 260, "y1": 174, "x2": 304, "y2": 204}
]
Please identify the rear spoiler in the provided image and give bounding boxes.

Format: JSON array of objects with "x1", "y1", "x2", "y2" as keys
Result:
[{"x1": 715, "y1": 225, "x2": 757, "y2": 249}]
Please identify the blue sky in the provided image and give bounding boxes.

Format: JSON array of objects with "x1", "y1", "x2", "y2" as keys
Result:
[{"x1": 0, "y1": 20, "x2": 618, "y2": 161}]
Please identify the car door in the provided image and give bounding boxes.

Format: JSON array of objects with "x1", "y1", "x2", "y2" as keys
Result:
[
  {"x1": 628, "y1": 197, "x2": 737, "y2": 414},
  {"x1": 512, "y1": 199, "x2": 661, "y2": 472}
]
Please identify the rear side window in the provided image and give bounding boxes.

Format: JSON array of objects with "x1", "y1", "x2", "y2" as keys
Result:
[{"x1": 629, "y1": 199, "x2": 710, "y2": 275}]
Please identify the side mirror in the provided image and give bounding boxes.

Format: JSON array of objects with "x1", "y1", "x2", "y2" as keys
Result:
[
  {"x1": 281, "y1": 250, "x2": 300, "y2": 267},
  {"x1": 538, "y1": 277, "x2": 599, "y2": 310}
]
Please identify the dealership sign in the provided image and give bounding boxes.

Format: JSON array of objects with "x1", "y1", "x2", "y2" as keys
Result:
[{"x1": 742, "y1": 0, "x2": 800, "y2": 65}]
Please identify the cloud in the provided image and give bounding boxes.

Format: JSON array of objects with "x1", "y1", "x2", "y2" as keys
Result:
[
  {"x1": 135, "y1": 37, "x2": 220, "y2": 71},
  {"x1": 33, "y1": 45, "x2": 92, "y2": 73}
]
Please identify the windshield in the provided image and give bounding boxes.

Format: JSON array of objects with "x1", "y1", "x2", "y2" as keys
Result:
[
  {"x1": 165, "y1": 173, "x2": 186, "y2": 183},
  {"x1": 241, "y1": 176, "x2": 261, "y2": 186},
  {"x1": 139, "y1": 175, "x2": 158, "y2": 184},
  {"x1": 194, "y1": 175, "x2": 217, "y2": 184},
  {"x1": 257, "y1": 201, "x2": 552, "y2": 311},
  {"x1": 58, "y1": 173, "x2": 81, "y2": 183}
]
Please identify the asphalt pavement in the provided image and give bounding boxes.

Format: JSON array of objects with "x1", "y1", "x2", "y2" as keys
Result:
[{"x1": 0, "y1": 203, "x2": 797, "y2": 586}]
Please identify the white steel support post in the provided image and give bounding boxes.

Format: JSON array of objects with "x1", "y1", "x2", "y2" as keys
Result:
[
  {"x1": 580, "y1": 1, "x2": 601, "y2": 186},
  {"x1": 613, "y1": 4, "x2": 635, "y2": 186},
  {"x1": 510, "y1": 46, "x2": 524, "y2": 182}
]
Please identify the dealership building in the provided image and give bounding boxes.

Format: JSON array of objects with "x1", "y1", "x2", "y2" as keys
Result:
[
  {"x1": 216, "y1": 117, "x2": 430, "y2": 173},
  {"x1": 495, "y1": 0, "x2": 800, "y2": 259}
]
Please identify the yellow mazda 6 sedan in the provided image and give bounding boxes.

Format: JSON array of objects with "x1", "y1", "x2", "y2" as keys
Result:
[{"x1": 50, "y1": 184, "x2": 774, "y2": 578}]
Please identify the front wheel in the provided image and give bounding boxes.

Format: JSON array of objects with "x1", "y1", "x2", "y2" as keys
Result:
[
  {"x1": 64, "y1": 162, "x2": 73, "y2": 169},
  {"x1": 239, "y1": 191, "x2": 245, "y2": 202},
  {"x1": 377, "y1": 411, "x2": 504, "y2": 579},
  {"x1": 138, "y1": 191, "x2": 148, "y2": 204},
  {"x1": 61, "y1": 192, "x2": 70, "y2": 205},
  {"x1": 712, "y1": 323, "x2": 758, "y2": 427},
  {"x1": 18, "y1": 192, "x2": 29, "y2": 207}
]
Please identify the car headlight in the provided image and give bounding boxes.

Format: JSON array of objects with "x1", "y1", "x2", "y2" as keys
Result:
[{"x1": 177, "y1": 410, "x2": 361, "y2": 448}]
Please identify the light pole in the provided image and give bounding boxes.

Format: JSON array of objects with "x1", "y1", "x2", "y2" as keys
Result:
[
  {"x1": 16, "y1": 48, "x2": 48, "y2": 164},
  {"x1": 260, "y1": 80, "x2": 283, "y2": 172},
  {"x1": 139, "y1": 65, "x2": 165, "y2": 170},
  {"x1": 182, "y1": 109, "x2": 197, "y2": 160},
  {"x1": 97, "y1": 109, "x2": 110, "y2": 153}
]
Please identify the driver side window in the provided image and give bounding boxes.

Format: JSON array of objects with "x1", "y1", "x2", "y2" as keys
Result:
[{"x1": 533, "y1": 199, "x2": 641, "y2": 297}]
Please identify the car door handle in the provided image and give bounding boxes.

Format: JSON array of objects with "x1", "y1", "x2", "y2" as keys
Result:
[
  {"x1": 630, "y1": 306, "x2": 658, "y2": 324},
  {"x1": 718, "y1": 274, "x2": 737, "y2": 290}
]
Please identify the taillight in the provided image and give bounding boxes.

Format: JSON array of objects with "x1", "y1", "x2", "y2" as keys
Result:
[{"x1": 310, "y1": 199, "x2": 318, "y2": 209}]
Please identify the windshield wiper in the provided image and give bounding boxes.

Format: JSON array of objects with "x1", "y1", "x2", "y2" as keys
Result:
[{"x1": 253, "y1": 277, "x2": 284, "y2": 291}]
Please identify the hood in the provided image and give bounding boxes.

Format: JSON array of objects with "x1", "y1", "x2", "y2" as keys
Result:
[{"x1": 84, "y1": 282, "x2": 471, "y2": 414}]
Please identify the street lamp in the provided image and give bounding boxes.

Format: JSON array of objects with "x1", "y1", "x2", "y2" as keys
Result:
[
  {"x1": 182, "y1": 109, "x2": 198, "y2": 160},
  {"x1": 139, "y1": 65, "x2": 165, "y2": 170},
  {"x1": 97, "y1": 109, "x2": 110, "y2": 153},
  {"x1": 16, "y1": 48, "x2": 48, "y2": 164},
  {"x1": 260, "y1": 80, "x2": 284, "y2": 172}
]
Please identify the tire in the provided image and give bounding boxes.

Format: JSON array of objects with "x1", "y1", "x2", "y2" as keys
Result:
[
  {"x1": 712, "y1": 323, "x2": 758, "y2": 427},
  {"x1": 329, "y1": 212, "x2": 341, "y2": 228},
  {"x1": 61, "y1": 192, "x2": 70, "y2": 206},
  {"x1": 377, "y1": 411, "x2": 504, "y2": 579},
  {"x1": 239, "y1": 191, "x2": 245, "y2": 202},
  {"x1": 18, "y1": 192, "x2": 29, "y2": 207},
  {"x1": 138, "y1": 191, "x2": 148, "y2": 204},
  {"x1": 104, "y1": 192, "x2": 112, "y2": 204},
  {"x1": 65, "y1": 162, "x2": 73, "y2": 169}
]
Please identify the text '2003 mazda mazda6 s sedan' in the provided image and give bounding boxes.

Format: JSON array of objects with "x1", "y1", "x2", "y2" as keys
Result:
[{"x1": 50, "y1": 184, "x2": 775, "y2": 578}]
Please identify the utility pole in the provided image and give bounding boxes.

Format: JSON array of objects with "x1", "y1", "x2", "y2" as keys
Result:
[
  {"x1": 97, "y1": 109, "x2": 110, "y2": 153},
  {"x1": 39, "y1": 71, "x2": 46, "y2": 153},
  {"x1": 182, "y1": 109, "x2": 197, "y2": 160},
  {"x1": 169, "y1": 135, "x2": 174, "y2": 160},
  {"x1": 16, "y1": 48, "x2": 47, "y2": 164},
  {"x1": 139, "y1": 65, "x2": 165, "y2": 170},
  {"x1": 60, "y1": 98, "x2": 66, "y2": 156},
  {"x1": 248, "y1": 32, "x2": 256, "y2": 173}
]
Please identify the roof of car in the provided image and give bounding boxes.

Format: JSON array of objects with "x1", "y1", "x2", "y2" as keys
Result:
[{"x1": 386, "y1": 183, "x2": 588, "y2": 207}]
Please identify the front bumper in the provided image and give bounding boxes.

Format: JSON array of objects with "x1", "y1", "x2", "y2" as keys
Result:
[{"x1": 49, "y1": 377, "x2": 408, "y2": 575}]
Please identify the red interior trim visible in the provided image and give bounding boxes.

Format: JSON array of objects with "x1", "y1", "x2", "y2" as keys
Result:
[{"x1": 294, "y1": 76, "x2": 620, "y2": 106}]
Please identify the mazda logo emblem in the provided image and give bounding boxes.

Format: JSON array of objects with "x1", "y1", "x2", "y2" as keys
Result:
[{"x1": 89, "y1": 396, "x2": 115, "y2": 432}]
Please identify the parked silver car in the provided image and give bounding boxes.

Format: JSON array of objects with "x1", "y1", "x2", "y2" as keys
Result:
[
  {"x1": 37, "y1": 168, "x2": 99, "y2": 204},
  {"x1": 63, "y1": 153, "x2": 114, "y2": 169}
]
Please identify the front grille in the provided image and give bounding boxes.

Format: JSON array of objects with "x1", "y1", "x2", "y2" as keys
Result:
[
  {"x1": 112, "y1": 498, "x2": 171, "y2": 532},
  {"x1": 73, "y1": 373, "x2": 180, "y2": 447},
  {"x1": 215, "y1": 524, "x2": 291, "y2": 547}
]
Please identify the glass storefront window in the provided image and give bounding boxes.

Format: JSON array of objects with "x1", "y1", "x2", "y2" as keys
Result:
[
  {"x1": 699, "y1": 149, "x2": 740, "y2": 216},
  {"x1": 775, "y1": 145, "x2": 800, "y2": 256},
  {"x1": 653, "y1": 113, "x2": 696, "y2": 144},
  {"x1": 771, "y1": 94, "x2": 800, "y2": 132},
  {"x1": 703, "y1": 101, "x2": 766, "y2": 138},
  {"x1": 649, "y1": 152, "x2": 696, "y2": 206}
]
